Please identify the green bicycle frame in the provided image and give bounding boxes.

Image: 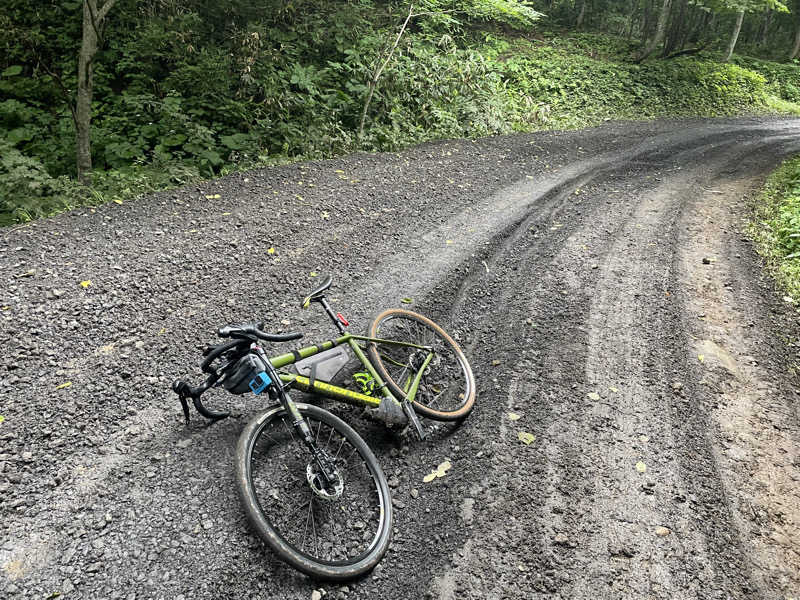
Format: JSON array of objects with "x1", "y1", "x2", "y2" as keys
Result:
[{"x1": 270, "y1": 333, "x2": 432, "y2": 409}]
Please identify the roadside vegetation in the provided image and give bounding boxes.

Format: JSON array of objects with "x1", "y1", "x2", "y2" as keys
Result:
[
  {"x1": 750, "y1": 157, "x2": 800, "y2": 302},
  {"x1": 4, "y1": 0, "x2": 800, "y2": 225}
]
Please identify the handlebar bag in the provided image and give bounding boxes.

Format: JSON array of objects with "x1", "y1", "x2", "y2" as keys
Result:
[{"x1": 222, "y1": 353, "x2": 269, "y2": 395}]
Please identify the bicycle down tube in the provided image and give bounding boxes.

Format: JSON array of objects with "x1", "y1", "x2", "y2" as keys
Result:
[{"x1": 271, "y1": 333, "x2": 433, "y2": 409}]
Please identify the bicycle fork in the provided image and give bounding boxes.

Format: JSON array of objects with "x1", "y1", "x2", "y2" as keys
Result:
[{"x1": 255, "y1": 346, "x2": 339, "y2": 490}]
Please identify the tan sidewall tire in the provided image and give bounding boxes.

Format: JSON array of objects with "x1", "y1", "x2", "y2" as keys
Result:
[{"x1": 367, "y1": 309, "x2": 476, "y2": 421}]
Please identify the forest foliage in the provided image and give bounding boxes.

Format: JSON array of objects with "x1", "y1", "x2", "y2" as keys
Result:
[
  {"x1": 750, "y1": 155, "x2": 800, "y2": 301},
  {"x1": 3, "y1": 0, "x2": 800, "y2": 223}
]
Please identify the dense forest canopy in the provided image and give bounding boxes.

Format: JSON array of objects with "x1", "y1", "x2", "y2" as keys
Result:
[{"x1": 3, "y1": 0, "x2": 800, "y2": 223}]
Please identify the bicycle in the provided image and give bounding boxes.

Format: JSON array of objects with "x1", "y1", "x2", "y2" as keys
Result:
[{"x1": 171, "y1": 275, "x2": 476, "y2": 580}]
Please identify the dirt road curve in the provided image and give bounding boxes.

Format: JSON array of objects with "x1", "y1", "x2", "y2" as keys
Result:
[{"x1": 2, "y1": 117, "x2": 800, "y2": 600}]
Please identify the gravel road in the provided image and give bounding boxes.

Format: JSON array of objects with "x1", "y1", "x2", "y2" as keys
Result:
[{"x1": 2, "y1": 117, "x2": 800, "y2": 600}]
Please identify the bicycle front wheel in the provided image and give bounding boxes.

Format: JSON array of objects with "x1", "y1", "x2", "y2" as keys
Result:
[
  {"x1": 236, "y1": 403, "x2": 392, "y2": 581},
  {"x1": 367, "y1": 309, "x2": 476, "y2": 421}
]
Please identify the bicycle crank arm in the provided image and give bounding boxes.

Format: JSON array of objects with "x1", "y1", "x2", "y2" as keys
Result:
[{"x1": 402, "y1": 400, "x2": 426, "y2": 441}]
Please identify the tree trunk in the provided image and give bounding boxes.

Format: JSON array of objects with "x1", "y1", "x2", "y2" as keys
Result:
[
  {"x1": 760, "y1": 10, "x2": 772, "y2": 47},
  {"x1": 723, "y1": 11, "x2": 744, "y2": 62},
  {"x1": 663, "y1": 0, "x2": 687, "y2": 57},
  {"x1": 576, "y1": 0, "x2": 586, "y2": 29},
  {"x1": 790, "y1": 20, "x2": 800, "y2": 60},
  {"x1": 76, "y1": 2, "x2": 96, "y2": 183},
  {"x1": 641, "y1": 0, "x2": 652, "y2": 43},
  {"x1": 76, "y1": 0, "x2": 116, "y2": 184},
  {"x1": 636, "y1": 0, "x2": 671, "y2": 62}
]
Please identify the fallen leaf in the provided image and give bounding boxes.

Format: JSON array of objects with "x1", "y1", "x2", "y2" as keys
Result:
[
  {"x1": 321, "y1": 211, "x2": 330, "y2": 220},
  {"x1": 518, "y1": 431, "x2": 536, "y2": 445},
  {"x1": 221, "y1": 212, "x2": 231, "y2": 216},
  {"x1": 423, "y1": 472, "x2": 437, "y2": 483},
  {"x1": 587, "y1": 392, "x2": 601, "y2": 401},
  {"x1": 636, "y1": 461, "x2": 647, "y2": 473},
  {"x1": 0, "y1": 415, "x2": 5, "y2": 425},
  {"x1": 639, "y1": 435, "x2": 649, "y2": 443},
  {"x1": 698, "y1": 354, "x2": 705, "y2": 363},
  {"x1": 655, "y1": 526, "x2": 671, "y2": 537},
  {"x1": 56, "y1": 381, "x2": 72, "y2": 390},
  {"x1": 16, "y1": 270, "x2": 35, "y2": 278},
  {"x1": 491, "y1": 359, "x2": 500, "y2": 366},
  {"x1": 267, "y1": 247, "x2": 276, "y2": 255},
  {"x1": 401, "y1": 297, "x2": 413, "y2": 304},
  {"x1": 1, "y1": 306, "x2": 10, "y2": 311},
  {"x1": 508, "y1": 412, "x2": 521, "y2": 421},
  {"x1": 446, "y1": 239, "x2": 454, "y2": 244},
  {"x1": 310, "y1": 272, "x2": 318, "y2": 277},
  {"x1": 80, "y1": 280, "x2": 91, "y2": 288},
  {"x1": 112, "y1": 199, "x2": 123, "y2": 205},
  {"x1": 609, "y1": 386, "x2": 618, "y2": 393},
  {"x1": 437, "y1": 460, "x2": 452, "y2": 473},
  {"x1": 204, "y1": 194, "x2": 221, "y2": 199},
  {"x1": 158, "y1": 327, "x2": 167, "y2": 335}
]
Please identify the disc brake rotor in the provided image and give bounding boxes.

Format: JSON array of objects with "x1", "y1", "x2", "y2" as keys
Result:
[{"x1": 306, "y1": 462, "x2": 344, "y2": 500}]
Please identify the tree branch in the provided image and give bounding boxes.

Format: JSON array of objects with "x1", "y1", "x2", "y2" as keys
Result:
[
  {"x1": 358, "y1": 3, "x2": 414, "y2": 140},
  {"x1": 84, "y1": 0, "x2": 103, "y2": 45},
  {"x1": 39, "y1": 61, "x2": 78, "y2": 127},
  {"x1": 97, "y1": 0, "x2": 118, "y2": 21},
  {"x1": 21, "y1": 38, "x2": 78, "y2": 127}
]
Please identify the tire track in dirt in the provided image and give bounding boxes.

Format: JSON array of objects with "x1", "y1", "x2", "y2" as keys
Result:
[{"x1": 422, "y1": 128, "x2": 800, "y2": 600}]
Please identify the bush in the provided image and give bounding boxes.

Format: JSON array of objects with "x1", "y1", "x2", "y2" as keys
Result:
[{"x1": 750, "y1": 156, "x2": 800, "y2": 301}]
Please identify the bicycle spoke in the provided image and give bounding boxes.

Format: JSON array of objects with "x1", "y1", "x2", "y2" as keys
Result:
[{"x1": 248, "y1": 408, "x2": 386, "y2": 566}]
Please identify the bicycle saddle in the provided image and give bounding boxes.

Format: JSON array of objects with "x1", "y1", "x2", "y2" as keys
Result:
[{"x1": 301, "y1": 275, "x2": 332, "y2": 308}]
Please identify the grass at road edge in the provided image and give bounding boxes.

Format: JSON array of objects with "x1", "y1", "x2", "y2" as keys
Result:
[{"x1": 749, "y1": 156, "x2": 800, "y2": 304}]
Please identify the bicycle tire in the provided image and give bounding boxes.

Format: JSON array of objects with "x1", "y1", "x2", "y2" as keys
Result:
[
  {"x1": 366, "y1": 309, "x2": 476, "y2": 421},
  {"x1": 236, "y1": 403, "x2": 392, "y2": 581}
]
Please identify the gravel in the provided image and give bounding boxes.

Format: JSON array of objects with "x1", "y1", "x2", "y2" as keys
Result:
[{"x1": 2, "y1": 116, "x2": 800, "y2": 599}]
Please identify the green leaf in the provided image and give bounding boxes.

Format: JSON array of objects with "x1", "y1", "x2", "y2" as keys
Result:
[
  {"x1": 162, "y1": 134, "x2": 187, "y2": 147},
  {"x1": 220, "y1": 133, "x2": 250, "y2": 150},
  {"x1": 401, "y1": 297, "x2": 413, "y2": 304},
  {"x1": 518, "y1": 431, "x2": 536, "y2": 445},
  {"x1": 6, "y1": 127, "x2": 35, "y2": 144},
  {"x1": 2, "y1": 66, "x2": 23, "y2": 77}
]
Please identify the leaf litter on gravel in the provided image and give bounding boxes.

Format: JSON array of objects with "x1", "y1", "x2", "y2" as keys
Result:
[
  {"x1": 518, "y1": 431, "x2": 536, "y2": 445},
  {"x1": 423, "y1": 460, "x2": 452, "y2": 483}
]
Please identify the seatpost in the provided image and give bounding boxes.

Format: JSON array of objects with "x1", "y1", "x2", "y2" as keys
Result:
[{"x1": 319, "y1": 296, "x2": 346, "y2": 334}]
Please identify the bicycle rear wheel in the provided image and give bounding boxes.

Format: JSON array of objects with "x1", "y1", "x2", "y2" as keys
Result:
[
  {"x1": 366, "y1": 309, "x2": 476, "y2": 421},
  {"x1": 236, "y1": 403, "x2": 392, "y2": 581}
]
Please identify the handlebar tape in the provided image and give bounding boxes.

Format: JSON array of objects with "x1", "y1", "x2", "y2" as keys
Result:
[{"x1": 217, "y1": 323, "x2": 303, "y2": 342}]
